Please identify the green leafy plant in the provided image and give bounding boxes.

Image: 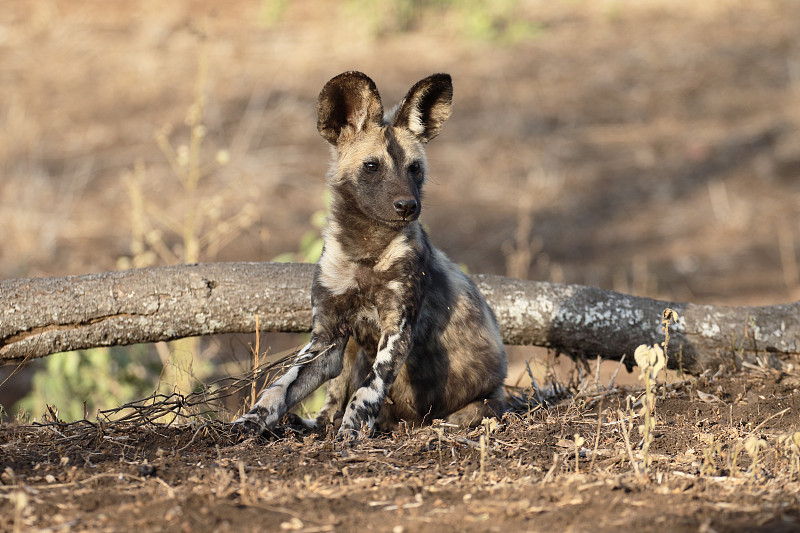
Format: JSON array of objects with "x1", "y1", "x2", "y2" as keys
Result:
[
  {"x1": 272, "y1": 193, "x2": 329, "y2": 264},
  {"x1": 455, "y1": 0, "x2": 544, "y2": 44},
  {"x1": 17, "y1": 346, "x2": 160, "y2": 422},
  {"x1": 344, "y1": 0, "x2": 543, "y2": 44},
  {"x1": 258, "y1": 0, "x2": 289, "y2": 27}
]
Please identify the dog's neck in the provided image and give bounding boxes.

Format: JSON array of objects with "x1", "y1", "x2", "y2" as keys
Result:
[{"x1": 324, "y1": 211, "x2": 418, "y2": 265}]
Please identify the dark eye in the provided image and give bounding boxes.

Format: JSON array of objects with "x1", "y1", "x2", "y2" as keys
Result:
[
  {"x1": 408, "y1": 161, "x2": 421, "y2": 174},
  {"x1": 363, "y1": 161, "x2": 380, "y2": 172}
]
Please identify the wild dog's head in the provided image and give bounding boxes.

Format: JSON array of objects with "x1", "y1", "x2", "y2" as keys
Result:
[{"x1": 317, "y1": 72, "x2": 452, "y2": 228}]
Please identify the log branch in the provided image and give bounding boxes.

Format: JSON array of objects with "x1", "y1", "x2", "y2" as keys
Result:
[{"x1": 2, "y1": 262, "x2": 798, "y2": 374}]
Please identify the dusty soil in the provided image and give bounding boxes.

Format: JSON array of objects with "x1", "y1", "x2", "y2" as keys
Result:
[
  {"x1": 2, "y1": 368, "x2": 800, "y2": 533},
  {"x1": 2, "y1": 0, "x2": 800, "y2": 531}
]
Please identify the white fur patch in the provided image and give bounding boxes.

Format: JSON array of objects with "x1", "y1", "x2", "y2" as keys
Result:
[
  {"x1": 374, "y1": 233, "x2": 410, "y2": 272},
  {"x1": 407, "y1": 101, "x2": 426, "y2": 136},
  {"x1": 296, "y1": 416, "x2": 318, "y2": 429},
  {"x1": 341, "y1": 382, "x2": 383, "y2": 432},
  {"x1": 386, "y1": 280, "x2": 403, "y2": 294},
  {"x1": 340, "y1": 413, "x2": 376, "y2": 434},
  {"x1": 352, "y1": 380, "x2": 384, "y2": 406},
  {"x1": 375, "y1": 318, "x2": 406, "y2": 366},
  {"x1": 318, "y1": 233, "x2": 357, "y2": 295},
  {"x1": 255, "y1": 363, "x2": 299, "y2": 405},
  {"x1": 234, "y1": 411, "x2": 265, "y2": 428},
  {"x1": 338, "y1": 319, "x2": 406, "y2": 432},
  {"x1": 294, "y1": 341, "x2": 314, "y2": 363}
]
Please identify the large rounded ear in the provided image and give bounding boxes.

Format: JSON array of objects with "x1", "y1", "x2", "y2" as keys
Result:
[
  {"x1": 317, "y1": 71, "x2": 384, "y2": 146},
  {"x1": 392, "y1": 73, "x2": 453, "y2": 143}
]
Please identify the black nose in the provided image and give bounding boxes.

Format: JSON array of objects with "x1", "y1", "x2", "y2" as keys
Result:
[{"x1": 393, "y1": 198, "x2": 418, "y2": 219}]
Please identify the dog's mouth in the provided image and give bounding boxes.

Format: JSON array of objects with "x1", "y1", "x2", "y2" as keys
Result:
[
  {"x1": 370, "y1": 208, "x2": 420, "y2": 227},
  {"x1": 378, "y1": 212, "x2": 419, "y2": 227},
  {"x1": 375, "y1": 218, "x2": 411, "y2": 229},
  {"x1": 348, "y1": 196, "x2": 420, "y2": 228}
]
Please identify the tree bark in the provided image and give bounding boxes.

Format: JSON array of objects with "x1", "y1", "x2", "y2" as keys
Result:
[{"x1": 1, "y1": 262, "x2": 798, "y2": 374}]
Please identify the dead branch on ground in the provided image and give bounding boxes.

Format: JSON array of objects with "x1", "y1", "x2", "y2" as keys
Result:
[{"x1": 2, "y1": 262, "x2": 798, "y2": 374}]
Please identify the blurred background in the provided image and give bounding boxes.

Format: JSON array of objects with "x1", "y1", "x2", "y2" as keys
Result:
[{"x1": 2, "y1": 0, "x2": 800, "y2": 420}]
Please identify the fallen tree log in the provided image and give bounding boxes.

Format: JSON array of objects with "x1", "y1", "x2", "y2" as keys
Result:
[{"x1": 1, "y1": 262, "x2": 798, "y2": 374}]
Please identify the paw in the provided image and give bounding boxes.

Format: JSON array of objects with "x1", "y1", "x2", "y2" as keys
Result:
[
  {"x1": 336, "y1": 423, "x2": 361, "y2": 444},
  {"x1": 330, "y1": 410, "x2": 345, "y2": 433},
  {"x1": 230, "y1": 412, "x2": 268, "y2": 439},
  {"x1": 336, "y1": 414, "x2": 373, "y2": 442},
  {"x1": 283, "y1": 413, "x2": 318, "y2": 432}
]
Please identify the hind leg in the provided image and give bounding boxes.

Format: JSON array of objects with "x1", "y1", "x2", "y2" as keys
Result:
[
  {"x1": 315, "y1": 340, "x2": 358, "y2": 425},
  {"x1": 316, "y1": 341, "x2": 375, "y2": 427},
  {"x1": 445, "y1": 387, "x2": 506, "y2": 427}
]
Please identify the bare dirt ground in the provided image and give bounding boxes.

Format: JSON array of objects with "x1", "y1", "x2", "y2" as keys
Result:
[
  {"x1": 2, "y1": 368, "x2": 800, "y2": 533},
  {"x1": 2, "y1": 0, "x2": 800, "y2": 531}
]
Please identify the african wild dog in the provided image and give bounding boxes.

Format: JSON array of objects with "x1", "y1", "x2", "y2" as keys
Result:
[{"x1": 235, "y1": 71, "x2": 507, "y2": 439}]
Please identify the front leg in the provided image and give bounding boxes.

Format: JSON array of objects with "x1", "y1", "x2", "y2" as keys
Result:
[
  {"x1": 339, "y1": 312, "x2": 413, "y2": 438},
  {"x1": 235, "y1": 334, "x2": 348, "y2": 433}
]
